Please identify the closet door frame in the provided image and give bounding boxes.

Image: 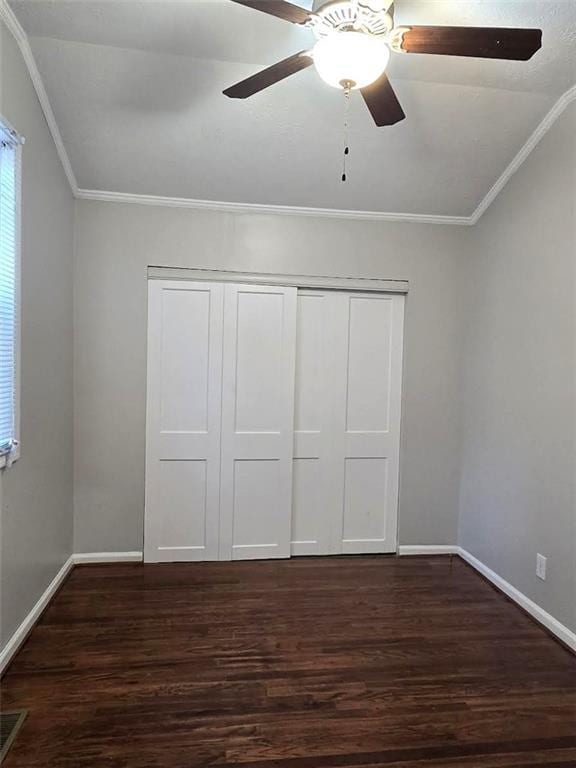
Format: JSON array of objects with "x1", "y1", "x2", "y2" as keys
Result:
[{"x1": 148, "y1": 267, "x2": 408, "y2": 296}]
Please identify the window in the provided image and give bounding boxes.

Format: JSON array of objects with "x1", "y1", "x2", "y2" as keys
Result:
[{"x1": 0, "y1": 118, "x2": 22, "y2": 468}]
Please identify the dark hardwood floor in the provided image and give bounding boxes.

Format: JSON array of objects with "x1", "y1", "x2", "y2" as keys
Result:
[{"x1": 2, "y1": 555, "x2": 576, "y2": 767}]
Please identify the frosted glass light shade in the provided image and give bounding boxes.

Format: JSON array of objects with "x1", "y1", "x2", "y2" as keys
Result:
[{"x1": 312, "y1": 31, "x2": 390, "y2": 90}]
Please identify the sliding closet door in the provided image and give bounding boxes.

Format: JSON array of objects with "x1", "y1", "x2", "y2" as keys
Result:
[
  {"x1": 292, "y1": 291, "x2": 337, "y2": 555},
  {"x1": 145, "y1": 279, "x2": 401, "y2": 563},
  {"x1": 292, "y1": 291, "x2": 404, "y2": 556},
  {"x1": 335, "y1": 292, "x2": 404, "y2": 553},
  {"x1": 219, "y1": 284, "x2": 297, "y2": 560},
  {"x1": 145, "y1": 280, "x2": 224, "y2": 562}
]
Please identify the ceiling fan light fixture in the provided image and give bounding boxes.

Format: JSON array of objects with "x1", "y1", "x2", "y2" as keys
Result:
[{"x1": 312, "y1": 31, "x2": 390, "y2": 90}]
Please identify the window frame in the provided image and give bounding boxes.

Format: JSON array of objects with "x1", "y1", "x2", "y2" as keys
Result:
[{"x1": 0, "y1": 116, "x2": 22, "y2": 470}]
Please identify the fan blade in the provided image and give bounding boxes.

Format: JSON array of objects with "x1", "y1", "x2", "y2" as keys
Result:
[
  {"x1": 400, "y1": 26, "x2": 542, "y2": 60},
  {"x1": 229, "y1": 0, "x2": 312, "y2": 25},
  {"x1": 361, "y1": 73, "x2": 405, "y2": 127},
  {"x1": 224, "y1": 51, "x2": 313, "y2": 98}
]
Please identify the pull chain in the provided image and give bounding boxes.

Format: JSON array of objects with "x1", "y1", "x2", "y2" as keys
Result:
[{"x1": 341, "y1": 82, "x2": 352, "y2": 182}]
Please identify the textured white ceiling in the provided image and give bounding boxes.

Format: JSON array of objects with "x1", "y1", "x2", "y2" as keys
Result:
[{"x1": 9, "y1": 0, "x2": 576, "y2": 215}]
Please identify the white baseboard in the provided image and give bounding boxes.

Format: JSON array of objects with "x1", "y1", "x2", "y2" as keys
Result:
[
  {"x1": 0, "y1": 551, "x2": 142, "y2": 675},
  {"x1": 398, "y1": 544, "x2": 575, "y2": 653},
  {"x1": 458, "y1": 548, "x2": 576, "y2": 653},
  {"x1": 398, "y1": 545, "x2": 460, "y2": 556},
  {"x1": 0, "y1": 555, "x2": 74, "y2": 675},
  {"x1": 72, "y1": 551, "x2": 143, "y2": 564}
]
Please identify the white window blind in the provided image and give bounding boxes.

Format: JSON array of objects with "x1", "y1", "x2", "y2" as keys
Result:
[{"x1": 0, "y1": 119, "x2": 21, "y2": 463}]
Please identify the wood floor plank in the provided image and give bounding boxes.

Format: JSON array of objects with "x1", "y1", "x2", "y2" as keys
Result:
[{"x1": 2, "y1": 556, "x2": 575, "y2": 767}]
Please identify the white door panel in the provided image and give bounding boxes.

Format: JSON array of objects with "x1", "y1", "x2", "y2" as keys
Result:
[
  {"x1": 294, "y1": 293, "x2": 324, "y2": 434},
  {"x1": 156, "y1": 460, "x2": 208, "y2": 548},
  {"x1": 345, "y1": 296, "x2": 393, "y2": 432},
  {"x1": 291, "y1": 458, "x2": 323, "y2": 554},
  {"x1": 158, "y1": 288, "x2": 211, "y2": 433},
  {"x1": 342, "y1": 457, "x2": 390, "y2": 552},
  {"x1": 292, "y1": 290, "x2": 404, "y2": 556},
  {"x1": 291, "y1": 292, "x2": 333, "y2": 555},
  {"x1": 336, "y1": 292, "x2": 404, "y2": 554},
  {"x1": 145, "y1": 281, "x2": 224, "y2": 562},
  {"x1": 220, "y1": 284, "x2": 297, "y2": 560},
  {"x1": 231, "y1": 459, "x2": 283, "y2": 554}
]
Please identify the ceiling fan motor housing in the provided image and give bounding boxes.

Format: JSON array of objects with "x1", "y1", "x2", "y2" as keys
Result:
[{"x1": 309, "y1": 0, "x2": 394, "y2": 39}]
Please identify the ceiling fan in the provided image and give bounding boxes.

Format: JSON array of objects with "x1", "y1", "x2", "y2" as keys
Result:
[{"x1": 223, "y1": 0, "x2": 542, "y2": 127}]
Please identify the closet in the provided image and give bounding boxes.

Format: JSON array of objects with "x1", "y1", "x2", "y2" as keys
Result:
[{"x1": 144, "y1": 278, "x2": 404, "y2": 563}]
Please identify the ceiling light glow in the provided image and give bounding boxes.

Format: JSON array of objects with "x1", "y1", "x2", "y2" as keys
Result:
[{"x1": 312, "y1": 31, "x2": 390, "y2": 90}]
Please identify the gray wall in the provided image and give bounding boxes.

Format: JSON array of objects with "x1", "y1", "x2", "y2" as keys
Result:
[
  {"x1": 460, "y1": 101, "x2": 576, "y2": 634},
  {"x1": 73, "y1": 201, "x2": 468, "y2": 552},
  {"x1": 0, "y1": 23, "x2": 74, "y2": 649}
]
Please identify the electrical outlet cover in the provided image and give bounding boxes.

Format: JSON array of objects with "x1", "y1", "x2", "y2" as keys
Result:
[{"x1": 536, "y1": 553, "x2": 547, "y2": 580}]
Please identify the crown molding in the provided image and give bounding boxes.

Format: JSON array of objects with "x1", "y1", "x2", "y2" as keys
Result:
[
  {"x1": 75, "y1": 188, "x2": 473, "y2": 225},
  {"x1": 3, "y1": 0, "x2": 575, "y2": 226},
  {"x1": 469, "y1": 83, "x2": 576, "y2": 224},
  {"x1": 0, "y1": 0, "x2": 78, "y2": 193},
  {"x1": 75, "y1": 78, "x2": 576, "y2": 225}
]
